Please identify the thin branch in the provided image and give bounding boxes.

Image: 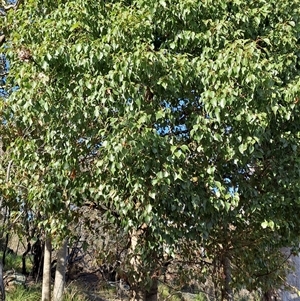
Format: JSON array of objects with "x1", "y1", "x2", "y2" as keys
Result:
[
  {"x1": 0, "y1": 35, "x2": 5, "y2": 46},
  {"x1": 171, "y1": 259, "x2": 213, "y2": 266},
  {"x1": 5, "y1": 160, "x2": 12, "y2": 182}
]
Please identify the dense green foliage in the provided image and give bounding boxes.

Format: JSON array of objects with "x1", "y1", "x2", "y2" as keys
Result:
[{"x1": 0, "y1": 0, "x2": 300, "y2": 297}]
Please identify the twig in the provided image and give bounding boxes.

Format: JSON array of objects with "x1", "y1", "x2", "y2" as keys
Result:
[
  {"x1": 5, "y1": 160, "x2": 12, "y2": 182},
  {"x1": 0, "y1": 35, "x2": 5, "y2": 46}
]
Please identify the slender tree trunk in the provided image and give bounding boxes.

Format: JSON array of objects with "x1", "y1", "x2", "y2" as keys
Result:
[
  {"x1": 221, "y1": 255, "x2": 233, "y2": 301},
  {"x1": 0, "y1": 261, "x2": 5, "y2": 301},
  {"x1": 22, "y1": 242, "x2": 31, "y2": 275},
  {"x1": 130, "y1": 278, "x2": 158, "y2": 301},
  {"x1": 131, "y1": 286, "x2": 146, "y2": 301},
  {"x1": 53, "y1": 239, "x2": 68, "y2": 301},
  {"x1": 129, "y1": 228, "x2": 158, "y2": 301},
  {"x1": 262, "y1": 290, "x2": 277, "y2": 301},
  {"x1": 41, "y1": 235, "x2": 52, "y2": 301},
  {"x1": 146, "y1": 279, "x2": 158, "y2": 301},
  {"x1": 2, "y1": 233, "x2": 9, "y2": 266},
  {"x1": 130, "y1": 229, "x2": 145, "y2": 301}
]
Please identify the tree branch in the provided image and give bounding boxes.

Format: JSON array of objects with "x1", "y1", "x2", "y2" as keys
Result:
[
  {"x1": 5, "y1": 160, "x2": 12, "y2": 182},
  {"x1": 0, "y1": 35, "x2": 5, "y2": 47}
]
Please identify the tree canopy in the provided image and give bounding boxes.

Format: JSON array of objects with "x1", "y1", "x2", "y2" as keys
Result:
[{"x1": 0, "y1": 0, "x2": 300, "y2": 299}]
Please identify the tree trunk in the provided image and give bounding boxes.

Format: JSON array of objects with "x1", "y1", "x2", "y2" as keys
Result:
[
  {"x1": 146, "y1": 279, "x2": 158, "y2": 301},
  {"x1": 130, "y1": 282, "x2": 158, "y2": 301},
  {"x1": 129, "y1": 229, "x2": 145, "y2": 301},
  {"x1": 2, "y1": 233, "x2": 9, "y2": 266},
  {"x1": 41, "y1": 235, "x2": 52, "y2": 301},
  {"x1": 32, "y1": 238, "x2": 43, "y2": 279},
  {"x1": 129, "y1": 228, "x2": 158, "y2": 301},
  {"x1": 262, "y1": 290, "x2": 278, "y2": 301},
  {"x1": 0, "y1": 261, "x2": 5, "y2": 301},
  {"x1": 131, "y1": 286, "x2": 146, "y2": 301},
  {"x1": 130, "y1": 275, "x2": 158, "y2": 301},
  {"x1": 53, "y1": 239, "x2": 68, "y2": 301},
  {"x1": 221, "y1": 255, "x2": 233, "y2": 301},
  {"x1": 22, "y1": 242, "x2": 31, "y2": 275}
]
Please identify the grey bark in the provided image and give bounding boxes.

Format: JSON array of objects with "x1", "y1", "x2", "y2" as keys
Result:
[
  {"x1": 41, "y1": 236, "x2": 52, "y2": 301},
  {"x1": 53, "y1": 239, "x2": 68, "y2": 301},
  {"x1": 129, "y1": 229, "x2": 144, "y2": 301}
]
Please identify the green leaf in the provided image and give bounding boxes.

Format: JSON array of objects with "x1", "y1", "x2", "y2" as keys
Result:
[
  {"x1": 238, "y1": 143, "x2": 247, "y2": 154},
  {"x1": 148, "y1": 192, "x2": 156, "y2": 199},
  {"x1": 170, "y1": 145, "x2": 177, "y2": 154},
  {"x1": 180, "y1": 145, "x2": 189, "y2": 152},
  {"x1": 75, "y1": 44, "x2": 82, "y2": 52},
  {"x1": 145, "y1": 204, "x2": 152, "y2": 214},
  {"x1": 272, "y1": 105, "x2": 279, "y2": 115},
  {"x1": 159, "y1": 0, "x2": 167, "y2": 8}
]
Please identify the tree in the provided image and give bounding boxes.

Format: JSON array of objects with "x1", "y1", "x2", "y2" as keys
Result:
[
  {"x1": 0, "y1": 0, "x2": 300, "y2": 300},
  {"x1": 41, "y1": 235, "x2": 51, "y2": 301},
  {"x1": 53, "y1": 239, "x2": 68, "y2": 301}
]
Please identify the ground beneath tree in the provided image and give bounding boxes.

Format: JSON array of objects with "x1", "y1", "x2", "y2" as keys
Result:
[{"x1": 70, "y1": 271, "x2": 129, "y2": 301}]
